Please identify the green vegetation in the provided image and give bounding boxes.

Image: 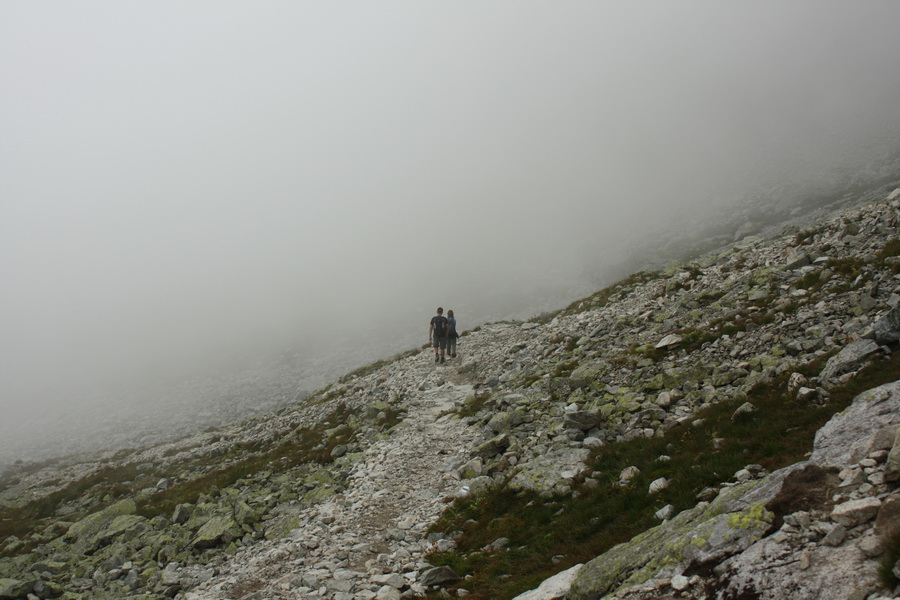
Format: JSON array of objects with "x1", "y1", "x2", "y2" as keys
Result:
[
  {"x1": 338, "y1": 348, "x2": 421, "y2": 384},
  {"x1": 879, "y1": 527, "x2": 900, "y2": 589},
  {"x1": 877, "y1": 238, "x2": 900, "y2": 275},
  {"x1": 794, "y1": 270, "x2": 824, "y2": 292},
  {"x1": 0, "y1": 400, "x2": 409, "y2": 556},
  {"x1": 135, "y1": 402, "x2": 359, "y2": 519},
  {"x1": 653, "y1": 308, "x2": 778, "y2": 358},
  {"x1": 458, "y1": 393, "x2": 493, "y2": 419},
  {"x1": 793, "y1": 226, "x2": 826, "y2": 246},
  {"x1": 0, "y1": 463, "x2": 154, "y2": 557},
  {"x1": 551, "y1": 360, "x2": 579, "y2": 378},
  {"x1": 877, "y1": 238, "x2": 900, "y2": 261},
  {"x1": 535, "y1": 271, "x2": 661, "y2": 324},
  {"x1": 425, "y1": 352, "x2": 900, "y2": 600}
]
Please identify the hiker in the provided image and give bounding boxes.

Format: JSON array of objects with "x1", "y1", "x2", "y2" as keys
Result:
[
  {"x1": 446, "y1": 309, "x2": 459, "y2": 358},
  {"x1": 429, "y1": 307, "x2": 448, "y2": 364}
]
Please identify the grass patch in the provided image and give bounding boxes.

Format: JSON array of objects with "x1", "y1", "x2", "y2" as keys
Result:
[
  {"x1": 458, "y1": 393, "x2": 493, "y2": 419},
  {"x1": 338, "y1": 348, "x2": 421, "y2": 384},
  {"x1": 879, "y1": 528, "x2": 900, "y2": 589},
  {"x1": 826, "y1": 256, "x2": 865, "y2": 277},
  {"x1": 794, "y1": 270, "x2": 824, "y2": 291},
  {"x1": 519, "y1": 374, "x2": 542, "y2": 388},
  {"x1": 0, "y1": 463, "x2": 152, "y2": 557},
  {"x1": 671, "y1": 308, "x2": 777, "y2": 355},
  {"x1": 136, "y1": 403, "x2": 359, "y2": 520},
  {"x1": 545, "y1": 271, "x2": 661, "y2": 322},
  {"x1": 877, "y1": 238, "x2": 900, "y2": 261},
  {"x1": 551, "y1": 360, "x2": 579, "y2": 378},
  {"x1": 793, "y1": 226, "x2": 826, "y2": 246},
  {"x1": 426, "y1": 352, "x2": 900, "y2": 600}
]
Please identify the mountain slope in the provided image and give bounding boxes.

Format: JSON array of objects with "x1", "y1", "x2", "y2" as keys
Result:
[{"x1": 1, "y1": 181, "x2": 900, "y2": 599}]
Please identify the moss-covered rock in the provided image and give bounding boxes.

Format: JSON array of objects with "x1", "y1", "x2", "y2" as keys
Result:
[
  {"x1": 191, "y1": 516, "x2": 240, "y2": 549},
  {"x1": 569, "y1": 361, "x2": 608, "y2": 389},
  {"x1": 511, "y1": 447, "x2": 590, "y2": 495},
  {"x1": 0, "y1": 578, "x2": 33, "y2": 599},
  {"x1": 64, "y1": 499, "x2": 138, "y2": 554},
  {"x1": 568, "y1": 480, "x2": 773, "y2": 600}
]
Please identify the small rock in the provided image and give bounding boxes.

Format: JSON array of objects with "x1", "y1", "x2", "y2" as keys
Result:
[
  {"x1": 787, "y1": 372, "x2": 808, "y2": 393},
  {"x1": 655, "y1": 334, "x2": 683, "y2": 349},
  {"x1": 832, "y1": 497, "x2": 882, "y2": 527},
  {"x1": 420, "y1": 566, "x2": 460, "y2": 587},
  {"x1": 731, "y1": 402, "x2": 757, "y2": 421},
  {"x1": 618, "y1": 466, "x2": 640, "y2": 485},
  {"x1": 858, "y1": 535, "x2": 884, "y2": 558},
  {"x1": 655, "y1": 505, "x2": 675, "y2": 521},
  {"x1": 822, "y1": 524, "x2": 847, "y2": 546},
  {"x1": 796, "y1": 387, "x2": 818, "y2": 402},
  {"x1": 671, "y1": 574, "x2": 689, "y2": 591},
  {"x1": 648, "y1": 477, "x2": 669, "y2": 494}
]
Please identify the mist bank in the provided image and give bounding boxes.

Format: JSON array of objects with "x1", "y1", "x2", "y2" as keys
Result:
[
  {"x1": 4, "y1": 2, "x2": 900, "y2": 464},
  {"x1": 3, "y1": 163, "x2": 900, "y2": 467}
]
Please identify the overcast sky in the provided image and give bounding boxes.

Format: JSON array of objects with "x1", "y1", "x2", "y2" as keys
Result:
[{"x1": 3, "y1": 2, "x2": 900, "y2": 434}]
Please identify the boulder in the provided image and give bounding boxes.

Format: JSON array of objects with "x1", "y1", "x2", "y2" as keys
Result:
[
  {"x1": 512, "y1": 563, "x2": 583, "y2": 600},
  {"x1": 811, "y1": 381, "x2": 900, "y2": 466},
  {"x1": 376, "y1": 585, "x2": 402, "y2": 600},
  {"x1": 473, "y1": 434, "x2": 510, "y2": 459},
  {"x1": 716, "y1": 529, "x2": 877, "y2": 600},
  {"x1": 818, "y1": 339, "x2": 881, "y2": 383},
  {"x1": 65, "y1": 498, "x2": 138, "y2": 554},
  {"x1": 655, "y1": 334, "x2": 683, "y2": 350},
  {"x1": 831, "y1": 497, "x2": 881, "y2": 528},
  {"x1": 192, "y1": 516, "x2": 240, "y2": 549},
  {"x1": 0, "y1": 578, "x2": 33, "y2": 599},
  {"x1": 568, "y1": 481, "x2": 775, "y2": 600},
  {"x1": 569, "y1": 362, "x2": 606, "y2": 389},
  {"x1": 488, "y1": 410, "x2": 525, "y2": 434},
  {"x1": 886, "y1": 428, "x2": 900, "y2": 482},
  {"x1": 419, "y1": 566, "x2": 459, "y2": 587},
  {"x1": 731, "y1": 402, "x2": 757, "y2": 421},
  {"x1": 511, "y1": 447, "x2": 590, "y2": 495},
  {"x1": 563, "y1": 410, "x2": 603, "y2": 432},
  {"x1": 785, "y1": 250, "x2": 810, "y2": 270},
  {"x1": 648, "y1": 477, "x2": 669, "y2": 494},
  {"x1": 870, "y1": 304, "x2": 900, "y2": 344}
]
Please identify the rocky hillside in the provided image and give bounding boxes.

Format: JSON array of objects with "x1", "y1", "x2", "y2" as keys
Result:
[{"x1": 2, "y1": 181, "x2": 900, "y2": 600}]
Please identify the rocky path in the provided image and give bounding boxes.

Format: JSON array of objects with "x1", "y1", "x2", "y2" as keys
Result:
[{"x1": 186, "y1": 352, "x2": 479, "y2": 600}]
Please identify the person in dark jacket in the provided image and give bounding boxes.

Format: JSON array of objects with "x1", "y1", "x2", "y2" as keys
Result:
[
  {"x1": 429, "y1": 307, "x2": 448, "y2": 364},
  {"x1": 446, "y1": 309, "x2": 459, "y2": 358}
]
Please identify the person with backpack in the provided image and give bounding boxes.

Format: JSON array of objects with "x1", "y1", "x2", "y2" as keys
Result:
[
  {"x1": 446, "y1": 309, "x2": 459, "y2": 358},
  {"x1": 429, "y1": 307, "x2": 448, "y2": 364}
]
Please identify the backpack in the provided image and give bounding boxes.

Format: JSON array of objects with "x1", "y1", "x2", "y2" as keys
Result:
[
  {"x1": 432, "y1": 316, "x2": 447, "y2": 337},
  {"x1": 448, "y1": 318, "x2": 458, "y2": 338}
]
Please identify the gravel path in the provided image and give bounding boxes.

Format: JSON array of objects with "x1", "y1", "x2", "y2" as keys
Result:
[{"x1": 188, "y1": 352, "x2": 479, "y2": 600}]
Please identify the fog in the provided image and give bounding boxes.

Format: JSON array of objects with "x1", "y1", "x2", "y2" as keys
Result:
[{"x1": 3, "y1": 2, "x2": 900, "y2": 462}]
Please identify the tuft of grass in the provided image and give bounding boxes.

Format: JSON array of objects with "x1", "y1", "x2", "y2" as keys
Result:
[
  {"x1": 339, "y1": 348, "x2": 421, "y2": 384},
  {"x1": 826, "y1": 256, "x2": 865, "y2": 277},
  {"x1": 876, "y1": 238, "x2": 900, "y2": 275},
  {"x1": 426, "y1": 352, "x2": 900, "y2": 600},
  {"x1": 794, "y1": 270, "x2": 824, "y2": 291},
  {"x1": 458, "y1": 393, "x2": 492, "y2": 419},
  {"x1": 550, "y1": 271, "x2": 661, "y2": 321},
  {"x1": 879, "y1": 527, "x2": 900, "y2": 589},
  {"x1": 877, "y1": 238, "x2": 900, "y2": 261},
  {"x1": 551, "y1": 360, "x2": 579, "y2": 378},
  {"x1": 793, "y1": 226, "x2": 826, "y2": 246}
]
